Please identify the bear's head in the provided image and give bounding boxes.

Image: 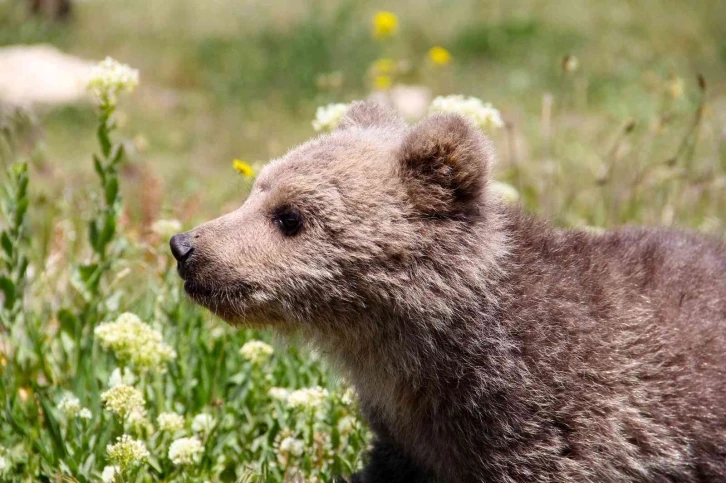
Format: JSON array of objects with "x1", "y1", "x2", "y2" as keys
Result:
[{"x1": 171, "y1": 100, "x2": 501, "y2": 338}]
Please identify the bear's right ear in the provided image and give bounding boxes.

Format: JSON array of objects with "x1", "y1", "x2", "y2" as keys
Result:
[
  {"x1": 397, "y1": 113, "x2": 492, "y2": 218},
  {"x1": 337, "y1": 100, "x2": 405, "y2": 130}
]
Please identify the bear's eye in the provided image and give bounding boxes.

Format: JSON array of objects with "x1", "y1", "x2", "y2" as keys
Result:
[{"x1": 274, "y1": 207, "x2": 303, "y2": 237}]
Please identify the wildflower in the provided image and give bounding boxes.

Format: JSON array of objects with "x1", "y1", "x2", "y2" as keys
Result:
[
  {"x1": 373, "y1": 75, "x2": 392, "y2": 91},
  {"x1": 312, "y1": 103, "x2": 350, "y2": 132},
  {"x1": 233, "y1": 159, "x2": 255, "y2": 178},
  {"x1": 101, "y1": 384, "x2": 145, "y2": 419},
  {"x1": 490, "y1": 181, "x2": 520, "y2": 203},
  {"x1": 58, "y1": 394, "x2": 82, "y2": 417},
  {"x1": 79, "y1": 408, "x2": 93, "y2": 419},
  {"x1": 562, "y1": 55, "x2": 578, "y2": 73},
  {"x1": 151, "y1": 219, "x2": 182, "y2": 240},
  {"x1": 86, "y1": 57, "x2": 139, "y2": 108},
  {"x1": 274, "y1": 430, "x2": 304, "y2": 467},
  {"x1": 428, "y1": 46, "x2": 452, "y2": 66},
  {"x1": 158, "y1": 412, "x2": 185, "y2": 432},
  {"x1": 108, "y1": 367, "x2": 137, "y2": 387},
  {"x1": 0, "y1": 455, "x2": 7, "y2": 475},
  {"x1": 372, "y1": 11, "x2": 398, "y2": 39},
  {"x1": 101, "y1": 465, "x2": 117, "y2": 483},
  {"x1": 340, "y1": 386, "x2": 357, "y2": 405},
  {"x1": 429, "y1": 95, "x2": 504, "y2": 130},
  {"x1": 168, "y1": 436, "x2": 204, "y2": 465},
  {"x1": 239, "y1": 340, "x2": 274, "y2": 364},
  {"x1": 287, "y1": 386, "x2": 329, "y2": 410},
  {"x1": 371, "y1": 58, "x2": 397, "y2": 76},
  {"x1": 269, "y1": 387, "x2": 290, "y2": 401},
  {"x1": 94, "y1": 312, "x2": 176, "y2": 371},
  {"x1": 191, "y1": 413, "x2": 216, "y2": 434},
  {"x1": 106, "y1": 435, "x2": 149, "y2": 472}
]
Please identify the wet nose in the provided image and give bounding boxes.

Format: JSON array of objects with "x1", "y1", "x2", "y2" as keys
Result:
[{"x1": 170, "y1": 232, "x2": 194, "y2": 262}]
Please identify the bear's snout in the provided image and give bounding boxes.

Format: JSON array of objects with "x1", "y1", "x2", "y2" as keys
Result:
[{"x1": 170, "y1": 232, "x2": 194, "y2": 278}]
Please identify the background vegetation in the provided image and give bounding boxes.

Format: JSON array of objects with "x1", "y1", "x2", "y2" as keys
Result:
[{"x1": 0, "y1": 0, "x2": 725, "y2": 481}]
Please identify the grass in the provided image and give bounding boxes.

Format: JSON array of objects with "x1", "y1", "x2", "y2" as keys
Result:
[{"x1": 1, "y1": 0, "x2": 725, "y2": 480}]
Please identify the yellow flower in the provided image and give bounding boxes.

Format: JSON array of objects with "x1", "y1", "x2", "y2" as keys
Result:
[
  {"x1": 428, "y1": 46, "x2": 452, "y2": 66},
  {"x1": 373, "y1": 11, "x2": 398, "y2": 39},
  {"x1": 373, "y1": 75, "x2": 392, "y2": 90},
  {"x1": 233, "y1": 159, "x2": 255, "y2": 178},
  {"x1": 371, "y1": 58, "x2": 397, "y2": 75}
]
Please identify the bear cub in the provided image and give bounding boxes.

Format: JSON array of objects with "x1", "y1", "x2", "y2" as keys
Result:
[{"x1": 171, "y1": 101, "x2": 726, "y2": 482}]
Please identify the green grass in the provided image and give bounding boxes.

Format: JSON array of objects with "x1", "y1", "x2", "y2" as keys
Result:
[{"x1": 0, "y1": 0, "x2": 725, "y2": 480}]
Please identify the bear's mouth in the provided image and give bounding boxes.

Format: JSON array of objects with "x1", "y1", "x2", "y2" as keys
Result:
[{"x1": 183, "y1": 280, "x2": 253, "y2": 305}]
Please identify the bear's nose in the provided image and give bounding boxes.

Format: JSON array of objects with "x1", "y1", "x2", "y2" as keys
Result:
[{"x1": 170, "y1": 232, "x2": 194, "y2": 263}]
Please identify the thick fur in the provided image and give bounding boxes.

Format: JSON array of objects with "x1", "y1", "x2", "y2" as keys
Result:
[{"x1": 174, "y1": 101, "x2": 726, "y2": 482}]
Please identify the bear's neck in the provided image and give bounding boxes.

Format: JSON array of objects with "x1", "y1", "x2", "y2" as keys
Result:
[{"x1": 311, "y1": 202, "x2": 531, "y2": 422}]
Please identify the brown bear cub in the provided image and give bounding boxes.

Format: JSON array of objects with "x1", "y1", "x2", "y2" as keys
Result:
[{"x1": 171, "y1": 101, "x2": 726, "y2": 482}]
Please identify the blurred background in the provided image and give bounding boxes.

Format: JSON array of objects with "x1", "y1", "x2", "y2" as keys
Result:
[{"x1": 1, "y1": 0, "x2": 725, "y2": 235}]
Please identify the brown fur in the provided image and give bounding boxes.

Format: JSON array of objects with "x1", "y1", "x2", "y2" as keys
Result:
[{"x1": 172, "y1": 101, "x2": 726, "y2": 482}]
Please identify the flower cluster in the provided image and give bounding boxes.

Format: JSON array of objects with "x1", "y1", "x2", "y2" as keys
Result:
[
  {"x1": 191, "y1": 413, "x2": 216, "y2": 434},
  {"x1": 239, "y1": 340, "x2": 274, "y2": 364},
  {"x1": 312, "y1": 103, "x2": 350, "y2": 132},
  {"x1": 106, "y1": 435, "x2": 149, "y2": 472},
  {"x1": 286, "y1": 386, "x2": 329, "y2": 410},
  {"x1": 157, "y1": 412, "x2": 185, "y2": 432},
  {"x1": 168, "y1": 437, "x2": 204, "y2": 465},
  {"x1": 101, "y1": 384, "x2": 145, "y2": 419},
  {"x1": 274, "y1": 429, "x2": 305, "y2": 467},
  {"x1": 429, "y1": 95, "x2": 504, "y2": 131},
  {"x1": 87, "y1": 57, "x2": 139, "y2": 108},
  {"x1": 94, "y1": 312, "x2": 176, "y2": 371},
  {"x1": 58, "y1": 393, "x2": 92, "y2": 419}
]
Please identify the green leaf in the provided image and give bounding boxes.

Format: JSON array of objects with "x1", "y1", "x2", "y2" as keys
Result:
[
  {"x1": 0, "y1": 276, "x2": 15, "y2": 308},
  {"x1": 104, "y1": 177, "x2": 119, "y2": 206},
  {"x1": 89, "y1": 220, "x2": 99, "y2": 252},
  {"x1": 58, "y1": 308, "x2": 79, "y2": 334},
  {"x1": 109, "y1": 143, "x2": 125, "y2": 168},
  {"x1": 1, "y1": 231, "x2": 12, "y2": 258},
  {"x1": 93, "y1": 154, "x2": 105, "y2": 183},
  {"x1": 98, "y1": 211, "x2": 116, "y2": 251},
  {"x1": 97, "y1": 122, "x2": 112, "y2": 158},
  {"x1": 78, "y1": 263, "x2": 100, "y2": 292},
  {"x1": 38, "y1": 393, "x2": 68, "y2": 460},
  {"x1": 14, "y1": 197, "x2": 28, "y2": 227}
]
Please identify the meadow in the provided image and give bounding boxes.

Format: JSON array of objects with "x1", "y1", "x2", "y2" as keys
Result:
[{"x1": 1, "y1": 0, "x2": 725, "y2": 481}]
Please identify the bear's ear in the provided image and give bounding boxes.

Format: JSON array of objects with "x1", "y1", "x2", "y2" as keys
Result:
[
  {"x1": 398, "y1": 113, "x2": 492, "y2": 218},
  {"x1": 337, "y1": 100, "x2": 405, "y2": 130}
]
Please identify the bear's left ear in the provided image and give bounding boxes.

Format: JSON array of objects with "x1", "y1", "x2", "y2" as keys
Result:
[{"x1": 398, "y1": 113, "x2": 492, "y2": 218}]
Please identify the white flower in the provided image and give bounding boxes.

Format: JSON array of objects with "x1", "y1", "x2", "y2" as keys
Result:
[
  {"x1": 340, "y1": 387, "x2": 357, "y2": 405},
  {"x1": 191, "y1": 413, "x2": 216, "y2": 434},
  {"x1": 58, "y1": 393, "x2": 92, "y2": 420},
  {"x1": 269, "y1": 387, "x2": 290, "y2": 401},
  {"x1": 106, "y1": 435, "x2": 149, "y2": 471},
  {"x1": 168, "y1": 437, "x2": 204, "y2": 465},
  {"x1": 95, "y1": 312, "x2": 176, "y2": 371},
  {"x1": 286, "y1": 386, "x2": 329, "y2": 410},
  {"x1": 101, "y1": 465, "x2": 117, "y2": 482},
  {"x1": 312, "y1": 103, "x2": 350, "y2": 131},
  {"x1": 101, "y1": 384, "x2": 145, "y2": 419},
  {"x1": 58, "y1": 393, "x2": 82, "y2": 417},
  {"x1": 157, "y1": 412, "x2": 185, "y2": 432},
  {"x1": 151, "y1": 219, "x2": 182, "y2": 240},
  {"x1": 108, "y1": 367, "x2": 137, "y2": 387},
  {"x1": 239, "y1": 340, "x2": 274, "y2": 364},
  {"x1": 275, "y1": 432, "x2": 305, "y2": 467},
  {"x1": 429, "y1": 95, "x2": 504, "y2": 130},
  {"x1": 87, "y1": 57, "x2": 139, "y2": 107},
  {"x1": 0, "y1": 455, "x2": 7, "y2": 474},
  {"x1": 490, "y1": 181, "x2": 520, "y2": 203}
]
